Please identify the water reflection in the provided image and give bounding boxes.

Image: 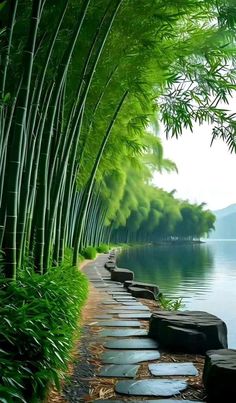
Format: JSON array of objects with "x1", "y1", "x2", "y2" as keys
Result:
[{"x1": 117, "y1": 241, "x2": 236, "y2": 347}]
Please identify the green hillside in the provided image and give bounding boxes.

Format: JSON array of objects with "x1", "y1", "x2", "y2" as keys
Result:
[{"x1": 209, "y1": 204, "x2": 236, "y2": 239}]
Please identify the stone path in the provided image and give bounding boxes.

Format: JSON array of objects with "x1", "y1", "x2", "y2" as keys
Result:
[{"x1": 71, "y1": 254, "x2": 205, "y2": 402}]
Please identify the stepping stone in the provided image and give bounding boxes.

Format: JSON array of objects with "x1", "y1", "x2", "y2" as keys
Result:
[
  {"x1": 121, "y1": 302, "x2": 144, "y2": 306},
  {"x1": 108, "y1": 291, "x2": 129, "y2": 295},
  {"x1": 97, "y1": 321, "x2": 141, "y2": 327},
  {"x1": 100, "y1": 329, "x2": 148, "y2": 337},
  {"x1": 124, "y1": 280, "x2": 159, "y2": 295},
  {"x1": 115, "y1": 379, "x2": 187, "y2": 396},
  {"x1": 111, "y1": 268, "x2": 134, "y2": 283},
  {"x1": 203, "y1": 349, "x2": 236, "y2": 402},
  {"x1": 107, "y1": 309, "x2": 149, "y2": 314},
  {"x1": 149, "y1": 362, "x2": 198, "y2": 376},
  {"x1": 105, "y1": 262, "x2": 116, "y2": 269},
  {"x1": 118, "y1": 313, "x2": 151, "y2": 319},
  {"x1": 129, "y1": 286, "x2": 156, "y2": 300},
  {"x1": 104, "y1": 338, "x2": 159, "y2": 349},
  {"x1": 95, "y1": 315, "x2": 113, "y2": 319},
  {"x1": 115, "y1": 297, "x2": 136, "y2": 300},
  {"x1": 101, "y1": 350, "x2": 160, "y2": 364},
  {"x1": 97, "y1": 364, "x2": 139, "y2": 378},
  {"x1": 149, "y1": 311, "x2": 228, "y2": 354},
  {"x1": 102, "y1": 302, "x2": 119, "y2": 305},
  {"x1": 109, "y1": 305, "x2": 150, "y2": 311},
  {"x1": 95, "y1": 400, "x2": 203, "y2": 403}
]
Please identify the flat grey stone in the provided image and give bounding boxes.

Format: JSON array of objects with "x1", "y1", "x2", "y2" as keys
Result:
[
  {"x1": 94, "y1": 284, "x2": 108, "y2": 288},
  {"x1": 108, "y1": 292, "x2": 129, "y2": 295},
  {"x1": 97, "y1": 321, "x2": 141, "y2": 327},
  {"x1": 120, "y1": 302, "x2": 144, "y2": 306},
  {"x1": 97, "y1": 364, "x2": 139, "y2": 378},
  {"x1": 108, "y1": 305, "x2": 149, "y2": 311},
  {"x1": 95, "y1": 315, "x2": 113, "y2": 319},
  {"x1": 104, "y1": 338, "x2": 159, "y2": 349},
  {"x1": 95, "y1": 400, "x2": 203, "y2": 403},
  {"x1": 107, "y1": 310, "x2": 149, "y2": 314},
  {"x1": 100, "y1": 329, "x2": 148, "y2": 337},
  {"x1": 118, "y1": 313, "x2": 151, "y2": 319},
  {"x1": 149, "y1": 362, "x2": 198, "y2": 376},
  {"x1": 115, "y1": 379, "x2": 187, "y2": 396},
  {"x1": 115, "y1": 297, "x2": 136, "y2": 300},
  {"x1": 101, "y1": 350, "x2": 160, "y2": 364}
]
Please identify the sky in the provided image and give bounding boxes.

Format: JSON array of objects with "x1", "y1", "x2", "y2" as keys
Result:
[{"x1": 153, "y1": 123, "x2": 236, "y2": 212}]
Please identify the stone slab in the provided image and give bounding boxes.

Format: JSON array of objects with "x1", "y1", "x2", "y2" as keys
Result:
[
  {"x1": 94, "y1": 400, "x2": 203, "y2": 403},
  {"x1": 101, "y1": 350, "x2": 160, "y2": 364},
  {"x1": 97, "y1": 321, "x2": 141, "y2": 327},
  {"x1": 120, "y1": 302, "x2": 144, "y2": 306},
  {"x1": 108, "y1": 305, "x2": 149, "y2": 311},
  {"x1": 95, "y1": 315, "x2": 113, "y2": 319},
  {"x1": 149, "y1": 362, "x2": 198, "y2": 376},
  {"x1": 149, "y1": 310, "x2": 228, "y2": 354},
  {"x1": 107, "y1": 310, "x2": 149, "y2": 314},
  {"x1": 129, "y1": 286, "x2": 156, "y2": 300},
  {"x1": 100, "y1": 329, "x2": 148, "y2": 337},
  {"x1": 115, "y1": 297, "x2": 136, "y2": 300},
  {"x1": 115, "y1": 379, "x2": 187, "y2": 396},
  {"x1": 203, "y1": 349, "x2": 236, "y2": 402},
  {"x1": 97, "y1": 364, "x2": 139, "y2": 378},
  {"x1": 104, "y1": 338, "x2": 159, "y2": 350},
  {"x1": 118, "y1": 313, "x2": 151, "y2": 319},
  {"x1": 111, "y1": 268, "x2": 134, "y2": 283}
]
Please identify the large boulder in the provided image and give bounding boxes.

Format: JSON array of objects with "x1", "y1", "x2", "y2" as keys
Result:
[
  {"x1": 105, "y1": 261, "x2": 116, "y2": 270},
  {"x1": 111, "y1": 268, "x2": 134, "y2": 283},
  {"x1": 203, "y1": 349, "x2": 236, "y2": 402},
  {"x1": 149, "y1": 311, "x2": 228, "y2": 354},
  {"x1": 128, "y1": 286, "x2": 156, "y2": 300},
  {"x1": 124, "y1": 280, "x2": 159, "y2": 296}
]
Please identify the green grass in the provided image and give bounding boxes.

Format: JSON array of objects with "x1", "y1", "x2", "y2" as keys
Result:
[
  {"x1": 0, "y1": 264, "x2": 88, "y2": 402},
  {"x1": 158, "y1": 293, "x2": 184, "y2": 311},
  {"x1": 96, "y1": 243, "x2": 109, "y2": 253},
  {"x1": 81, "y1": 246, "x2": 97, "y2": 260}
]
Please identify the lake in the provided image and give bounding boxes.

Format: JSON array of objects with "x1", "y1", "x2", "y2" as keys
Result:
[{"x1": 117, "y1": 240, "x2": 236, "y2": 348}]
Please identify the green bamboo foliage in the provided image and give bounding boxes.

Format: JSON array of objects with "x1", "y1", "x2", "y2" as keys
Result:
[{"x1": 0, "y1": 0, "x2": 235, "y2": 281}]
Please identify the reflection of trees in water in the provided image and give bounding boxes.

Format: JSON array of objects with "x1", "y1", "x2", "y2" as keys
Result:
[{"x1": 117, "y1": 245, "x2": 214, "y2": 287}]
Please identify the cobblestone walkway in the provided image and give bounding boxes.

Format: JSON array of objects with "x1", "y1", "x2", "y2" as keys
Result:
[{"x1": 65, "y1": 254, "x2": 205, "y2": 402}]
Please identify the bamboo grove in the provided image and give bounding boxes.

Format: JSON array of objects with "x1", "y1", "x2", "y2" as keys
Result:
[{"x1": 0, "y1": 0, "x2": 236, "y2": 280}]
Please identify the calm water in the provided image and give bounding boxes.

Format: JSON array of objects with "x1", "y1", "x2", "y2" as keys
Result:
[{"x1": 117, "y1": 240, "x2": 236, "y2": 348}]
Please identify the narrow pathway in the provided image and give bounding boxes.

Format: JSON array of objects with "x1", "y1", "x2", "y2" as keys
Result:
[{"x1": 64, "y1": 254, "x2": 206, "y2": 402}]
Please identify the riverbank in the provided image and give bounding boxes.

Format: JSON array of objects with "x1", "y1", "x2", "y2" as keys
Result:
[{"x1": 47, "y1": 253, "x2": 206, "y2": 402}]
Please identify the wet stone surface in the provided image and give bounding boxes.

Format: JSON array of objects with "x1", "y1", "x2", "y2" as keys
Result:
[
  {"x1": 97, "y1": 320, "x2": 141, "y2": 327},
  {"x1": 107, "y1": 305, "x2": 149, "y2": 311},
  {"x1": 100, "y1": 329, "x2": 148, "y2": 337},
  {"x1": 115, "y1": 379, "x2": 188, "y2": 396},
  {"x1": 149, "y1": 362, "x2": 198, "y2": 376},
  {"x1": 118, "y1": 313, "x2": 151, "y2": 319},
  {"x1": 94, "y1": 400, "x2": 203, "y2": 403},
  {"x1": 104, "y1": 338, "x2": 159, "y2": 350},
  {"x1": 97, "y1": 364, "x2": 139, "y2": 378},
  {"x1": 101, "y1": 350, "x2": 160, "y2": 364},
  {"x1": 107, "y1": 310, "x2": 149, "y2": 314}
]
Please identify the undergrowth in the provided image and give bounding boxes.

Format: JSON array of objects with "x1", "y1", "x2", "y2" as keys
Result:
[{"x1": 0, "y1": 265, "x2": 88, "y2": 402}]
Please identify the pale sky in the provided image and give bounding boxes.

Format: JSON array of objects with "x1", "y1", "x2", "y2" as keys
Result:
[{"x1": 153, "y1": 122, "x2": 236, "y2": 211}]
